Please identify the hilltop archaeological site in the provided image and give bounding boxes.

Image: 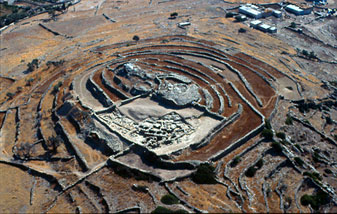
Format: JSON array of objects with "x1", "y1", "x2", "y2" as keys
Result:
[{"x1": 0, "y1": 0, "x2": 336, "y2": 213}]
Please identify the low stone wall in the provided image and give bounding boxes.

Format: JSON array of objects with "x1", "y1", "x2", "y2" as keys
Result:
[
  {"x1": 101, "y1": 70, "x2": 130, "y2": 100},
  {"x1": 224, "y1": 61, "x2": 263, "y2": 107},
  {"x1": 87, "y1": 73, "x2": 113, "y2": 107},
  {"x1": 209, "y1": 82, "x2": 265, "y2": 161},
  {"x1": 107, "y1": 157, "x2": 162, "y2": 182},
  {"x1": 191, "y1": 104, "x2": 242, "y2": 150},
  {"x1": 211, "y1": 85, "x2": 225, "y2": 114},
  {"x1": 164, "y1": 182, "x2": 207, "y2": 213},
  {"x1": 55, "y1": 122, "x2": 89, "y2": 172}
]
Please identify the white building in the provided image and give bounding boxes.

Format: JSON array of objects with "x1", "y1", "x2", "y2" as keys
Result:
[
  {"x1": 250, "y1": 20, "x2": 262, "y2": 28},
  {"x1": 273, "y1": 10, "x2": 282, "y2": 18},
  {"x1": 239, "y1": 5, "x2": 263, "y2": 19},
  {"x1": 257, "y1": 23, "x2": 271, "y2": 32},
  {"x1": 285, "y1": 4, "x2": 312, "y2": 15},
  {"x1": 269, "y1": 27, "x2": 277, "y2": 33}
]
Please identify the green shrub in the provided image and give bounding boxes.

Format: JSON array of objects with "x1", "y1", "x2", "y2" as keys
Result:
[
  {"x1": 256, "y1": 159, "x2": 264, "y2": 169},
  {"x1": 230, "y1": 155, "x2": 241, "y2": 167},
  {"x1": 304, "y1": 171, "x2": 322, "y2": 182},
  {"x1": 271, "y1": 142, "x2": 283, "y2": 153},
  {"x1": 285, "y1": 116, "x2": 293, "y2": 125},
  {"x1": 151, "y1": 206, "x2": 187, "y2": 213},
  {"x1": 312, "y1": 152, "x2": 321, "y2": 163},
  {"x1": 192, "y1": 163, "x2": 217, "y2": 184},
  {"x1": 27, "y1": 58, "x2": 39, "y2": 72},
  {"x1": 52, "y1": 81, "x2": 63, "y2": 94},
  {"x1": 302, "y1": 49, "x2": 309, "y2": 56},
  {"x1": 161, "y1": 194, "x2": 179, "y2": 205},
  {"x1": 290, "y1": 22, "x2": 297, "y2": 28},
  {"x1": 225, "y1": 12, "x2": 235, "y2": 18},
  {"x1": 170, "y1": 12, "x2": 178, "y2": 17},
  {"x1": 300, "y1": 190, "x2": 330, "y2": 210},
  {"x1": 294, "y1": 157, "x2": 304, "y2": 167},
  {"x1": 238, "y1": 28, "x2": 247, "y2": 33},
  {"x1": 276, "y1": 132, "x2": 286, "y2": 140},
  {"x1": 324, "y1": 169, "x2": 332, "y2": 174},
  {"x1": 245, "y1": 166, "x2": 257, "y2": 177},
  {"x1": 26, "y1": 78, "x2": 34, "y2": 86},
  {"x1": 294, "y1": 144, "x2": 301, "y2": 151},
  {"x1": 265, "y1": 119, "x2": 272, "y2": 129},
  {"x1": 303, "y1": 119, "x2": 311, "y2": 125},
  {"x1": 261, "y1": 129, "x2": 273, "y2": 140},
  {"x1": 6, "y1": 92, "x2": 15, "y2": 99}
]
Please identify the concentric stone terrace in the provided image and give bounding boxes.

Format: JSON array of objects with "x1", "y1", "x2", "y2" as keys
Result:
[
  {"x1": 0, "y1": 35, "x2": 283, "y2": 184},
  {"x1": 67, "y1": 35, "x2": 280, "y2": 160}
]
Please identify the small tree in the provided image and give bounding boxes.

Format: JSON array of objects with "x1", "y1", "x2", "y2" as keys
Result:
[
  {"x1": 161, "y1": 194, "x2": 179, "y2": 205},
  {"x1": 276, "y1": 132, "x2": 286, "y2": 140},
  {"x1": 238, "y1": 28, "x2": 247, "y2": 33},
  {"x1": 27, "y1": 59, "x2": 39, "y2": 73},
  {"x1": 133, "y1": 35, "x2": 140, "y2": 41},
  {"x1": 245, "y1": 166, "x2": 257, "y2": 177},
  {"x1": 6, "y1": 92, "x2": 15, "y2": 100},
  {"x1": 261, "y1": 129, "x2": 274, "y2": 140},
  {"x1": 294, "y1": 157, "x2": 304, "y2": 167},
  {"x1": 170, "y1": 12, "x2": 178, "y2": 17},
  {"x1": 290, "y1": 22, "x2": 296, "y2": 28},
  {"x1": 271, "y1": 142, "x2": 283, "y2": 153},
  {"x1": 230, "y1": 155, "x2": 241, "y2": 167},
  {"x1": 26, "y1": 78, "x2": 34, "y2": 86},
  {"x1": 309, "y1": 51, "x2": 317, "y2": 59},
  {"x1": 285, "y1": 116, "x2": 293, "y2": 125},
  {"x1": 226, "y1": 12, "x2": 235, "y2": 18},
  {"x1": 302, "y1": 49, "x2": 309, "y2": 57},
  {"x1": 52, "y1": 81, "x2": 63, "y2": 95},
  {"x1": 192, "y1": 163, "x2": 217, "y2": 184}
]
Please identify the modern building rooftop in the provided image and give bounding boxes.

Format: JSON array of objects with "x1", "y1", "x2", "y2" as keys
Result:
[
  {"x1": 250, "y1": 20, "x2": 262, "y2": 28},
  {"x1": 239, "y1": 5, "x2": 263, "y2": 19}
]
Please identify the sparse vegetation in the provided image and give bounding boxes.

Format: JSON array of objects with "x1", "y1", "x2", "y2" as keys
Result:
[
  {"x1": 133, "y1": 35, "x2": 140, "y2": 41},
  {"x1": 13, "y1": 142, "x2": 34, "y2": 160},
  {"x1": 26, "y1": 78, "x2": 34, "y2": 86},
  {"x1": 46, "y1": 136, "x2": 62, "y2": 154}
]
